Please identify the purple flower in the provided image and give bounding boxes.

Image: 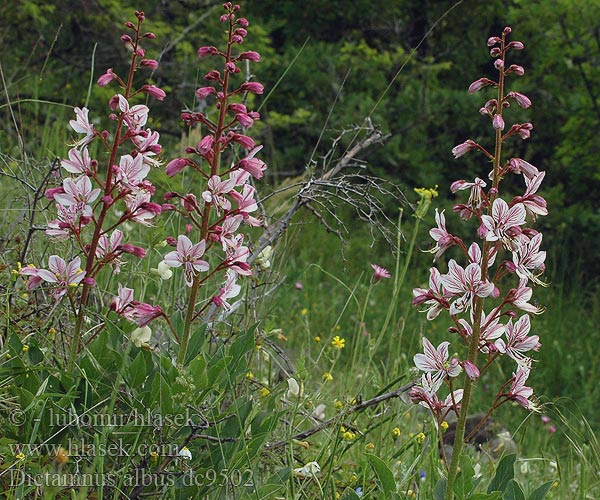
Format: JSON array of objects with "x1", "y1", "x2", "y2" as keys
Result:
[
  {"x1": 412, "y1": 267, "x2": 450, "y2": 320},
  {"x1": 505, "y1": 365, "x2": 537, "y2": 411},
  {"x1": 414, "y1": 337, "x2": 462, "y2": 385},
  {"x1": 163, "y1": 235, "x2": 209, "y2": 287},
  {"x1": 61, "y1": 147, "x2": 92, "y2": 174},
  {"x1": 496, "y1": 314, "x2": 540, "y2": 364},
  {"x1": 69, "y1": 107, "x2": 95, "y2": 146},
  {"x1": 429, "y1": 209, "x2": 456, "y2": 259},
  {"x1": 371, "y1": 264, "x2": 391, "y2": 280},
  {"x1": 20, "y1": 256, "x2": 87, "y2": 299},
  {"x1": 54, "y1": 176, "x2": 101, "y2": 218},
  {"x1": 512, "y1": 233, "x2": 546, "y2": 285},
  {"x1": 441, "y1": 260, "x2": 495, "y2": 315},
  {"x1": 480, "y1": 198, "x2": 526, "y2": 250},
  {"x1": 213, "y1": 270, "x2": 241, "y2": 309}
]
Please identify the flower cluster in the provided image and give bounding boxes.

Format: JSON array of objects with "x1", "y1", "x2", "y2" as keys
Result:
[
  {"x1": 410, "y1": 28, "x2": 546, "y2": 429},
  {"x1": 22, "y1": 11, "x2": 164, "y2": 320},
  {"x1": 161, "y1": 2, "x2": 266, "y2": 314}
]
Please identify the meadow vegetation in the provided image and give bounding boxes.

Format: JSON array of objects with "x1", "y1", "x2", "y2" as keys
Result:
[{"x1": 1, "y1": 1, "x2": 599, "y2": 499}]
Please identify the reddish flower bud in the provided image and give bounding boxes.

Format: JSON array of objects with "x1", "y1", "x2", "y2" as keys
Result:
[
  {"x1": 503, "y1": 26, "x2": 512, "y2": 34},
  {"x1": 118, "y1": 244, "x2": 147, "y2": 258},
  {"x1": 235, "y1": 28, "x2": 248, "y2": 37},
  {"x1": 135, "y1": 48, "x2": 145, "y2": 57},
  {"x1": 45, "y1": 187, "x2": 64, "y2": 201},
  {"x1": 236, "y1": 113, "x2": 254, "y2": 128},
  {"x1": 140, "y1": 59, "x2": 159, "y2": 70},
  {"x1": 165, "y1": 158, "x2": 189, "y2": 177},
  {"x1": 229, "y1": 103, "x2": 247, "y2": 113},
  {"x1": 205, "y1": 70, "x2": 221, "y2": 81},
  {"x1": 494, "y1": 59, "x2": 504, "y2": 70},
  {"x1": 121, "y1": 34, "x2": 133, "y2": 44},
  {"x1": 240, "y1": 81, "x2": 264, "y2": 94},
  {"x1": 508, "y1": 41, "x2": 524, "y2": 50},
  {"x1": 506, "y1": 64, "x2": 525, "y2": 76},
  {"x1": 143, "y1": 32, "x2": 156, "y2": 39},
  {"x1": 487, "y1": 36, "x2": 501, "y2": 46},
  {"x1": 98, "y1": 69, "x2": 117, "y2": 87},
  {"x1": 492, "y1": 114, "x2": 505, "y2": 131},
  {"x1": 220, "y1": 14, "x2": 229, "y2": 23},
  {"x1": 225, "y1": 62, "x2": 237, "y2": 73},
  {"x1": 490, "y1": 47, "x2": 501, "y2": 57},
  {"x1": 451, "y1": 139, "x2": 477, "y2": 158},
  {"x1": 468, "y1": 78, "x2": 497, "y2": 93},
  {"x1": 232, "y1": 133, "x2": 255, "y2": 150},
  {"x1": 198, "y1": 46, "x2": 218, "y2": 58},
  {"x1": 196, "y1": 86, "x2": 216, "y2": 99},
  {"x1": 141, "y1": 84, "x2": 166, "y2": 101},
  {"x1": 239, "y1": 50, "x2": 261, "y2": 62},
  {"x1": 125, "y1": 21, "x2": 136, "y2": 29},
  {"x1": 463, "y1": 361, "x2": 480, "y2": 381},
  {"x1": 507, "y1": 91, "x2": 531, "y2": 108}
]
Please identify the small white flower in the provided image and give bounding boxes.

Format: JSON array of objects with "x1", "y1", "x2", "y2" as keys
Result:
[
  {"x1": 255, "y1": 245, "x2": 273, "y2": 270},
  {"x1": 286, "y1": 377, "x2": 301, "y2": 398},
  {"x1": 293, "y1": 461, "x2": 320, "y2": 478},
  {"x1": 312, "y1": 404, "x2": 326, "y2": 420},
  {"x1": 178, "y1": 446, "x2": 192, "y2": 460},
  {"x1": 154, "y1": 260, "x2": 173, "y2": 280},
  {"x1": 131, "y1": 326, "x2": 152, "y2": 347}
]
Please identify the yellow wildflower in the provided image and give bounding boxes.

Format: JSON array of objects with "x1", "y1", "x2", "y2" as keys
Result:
[
  {"x1": 334, "y1": 399, "x2": 344, "y2": 410},
  {"x1": 440, "y1": 421, "x2": 449, "y2": 432},
  {"x1": 55, "y1": 447, "x2": 69, "y2": 464},
  {"x1": 246, "y1": 371, "x2": 254, "y2": 379},
  {"x1": 15, "y1": 452, "x2": 25, "y2": 460},
  {"x1": 415, "y1": 432, "x2": 426, "y2": 444},
  {"x1": 322, "y1": 372, "x2": 333, "y2": 382},
  {"x1": 300, "y1": 308, "x2": 308, "y2": 316},
  {"x1": 149, "y1": 450, "x2": 159, "y2": 461},
  {"x1": 314, "y1": 336, "x2": 321, "y2": 342},
  {"x1": 331, "y1": 335, "x2": 345, "y2": 349},
  {"x1": 22, "y1": 345, "x2": 29, "y2": 353},
  {"x1": 259, "y1": 387, "x2": 270, "y2": 398},
  {"x1": 365, "y1": 442, "x2": 375, "y2": 451},
  {"x1": 392, "y1": 427, "x2": 401, "y2": 438},
  {"x1": 48, "y1": 327, "x2": 57, "y2": 335}
]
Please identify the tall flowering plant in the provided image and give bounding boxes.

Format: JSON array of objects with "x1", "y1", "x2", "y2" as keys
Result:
[
  {"x1": 21, "y1": 11, "x2": 167, "y2": 370},
  {"x1": 409, "y1": 27, "x2": 547, "y2": 498},
  {"x1": 19, "y1": 3, "x2": 266, "y2": 369},
  {"x1": 162, "y1": 2, "x2": 266, "y2": 366}
]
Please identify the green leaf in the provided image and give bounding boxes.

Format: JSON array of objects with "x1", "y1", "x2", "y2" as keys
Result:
[
  {"x1": 503, "y1": 479, "x2": 526, "y2": 500},
  {"x1": 454, "y1": 454, "x2": 476, "y2": 498},
  {"x1": 434, "y1": 478, "x2": 447, "y2": 500},
  {"x1": 366, "y1": 453, "x2": 396, "y2": 497},
  {"x1": 128, "y1": 351, "x2": 146, "y2": 388},
  {"x1": 528, "y1": 482, "x2": 553, "y2": 500},
  {"x1": 183, "y1": 323, "x2": 206, "y2": 365},
  {"x1": 488, "y1": 454, "x2": 516, "y2": 493}
]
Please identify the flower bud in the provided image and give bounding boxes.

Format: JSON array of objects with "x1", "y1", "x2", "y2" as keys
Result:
[
  {"x1": 141, "y1": 84, "x2": 166, "y2": 101},
  {"x1": 487, "y1": 36, "x2": 501, "y2": 46},
  {"x1": 125, "y1": 21, "x2": 136, "y2": 29},
  {"x1": 494, "y1": 59, "x2": 504, "y2": 70},
  {"x1": 143, "y1": 32, "x2": 156, "y2": 39},
  {"x1": 463, "y1": 361, "x2": 480, "y2": 381},
  {"x1": 205, "y1": 70, "x2": 221, "y2": 81},
  {"x1": 492, "y1": 114, "x2": 505, "y2": 131},
  {"x1": 507, "y1": 91, "x2": 531, "y2": 108},
  {"x1": 239, "y1": 50, "x2": 260, "y2": 62},
  {"x1": 508, "y1": 41, "x2": 524, "y2": 50},
  {"x1": 98, "y1": 68, "x2": 117, "y2": 87},
  {"x1": 237, "y1": 17, "x2": 249, "y2": 27},
  {"x1": 468, "y1": 77, "x2": 497, "y2": 94},
  {"x1": 196, "y1": 86, "x2": 216, "y2": 99},
  {"x1": 165, "y1": 158, "x2": 189, "y2": 177},
  {"x1": 506, "y1": 64, "x2": 525, "y2": 76},
  {"x1": 140, "y1": 59, "x2": 159, "y2": 70},
  {"x1": 240, "y1": 81, "x2": 264, "y2": 94},
  {"x1": 451, "y1": 139, "x2": 477, "y2": 158},
  {"x1": 490, "y1": 47, "x2": 501, "y2": 57},
  {"x1": 198, "y1": 46, "x2": 218, "y2": 57}
]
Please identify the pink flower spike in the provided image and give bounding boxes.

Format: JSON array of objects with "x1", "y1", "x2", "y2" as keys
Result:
[
  {"x1": 412, "y1": 267, "x2": 449, "y2": 320},
  {"x1": 496, "y1": 314, "x2": 540, "y2": 364},
  {"x1": 441, "y1": 260, "x2": 494, "y2": 315},
  {"x1": 428, "y1": 209, "x2": 457, "y2": 259},
  {"x1": 371, "y1": 264, "x2": 391, "y2": 280},
  {"x1": 452, "y1": 139, "x2": 477, "y2": 158},
  {"x1": 98, "y1": 68, "x2": 117, "y2": 87},
  {"x1": 512, "y1": 233, "x2": 547, "y2": 285},
  {"x1": 213, "y1": 270, "x2": 241, "y2": 309},
  {"x1": 468, "y1": 78, "x2": 497, "y2": 94},
  {"x1": 54, "y1": 175, "x2": 101, "y2": 218},
  {"x1": 163, "y1": 235, "x2": 209, "y2": 287},
  {"x1": 509, "y1": 279, "x2": 544, "y2": 314},
  {"x1": 141, "y1": 84, "x2": 166, "y2": 101}
]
